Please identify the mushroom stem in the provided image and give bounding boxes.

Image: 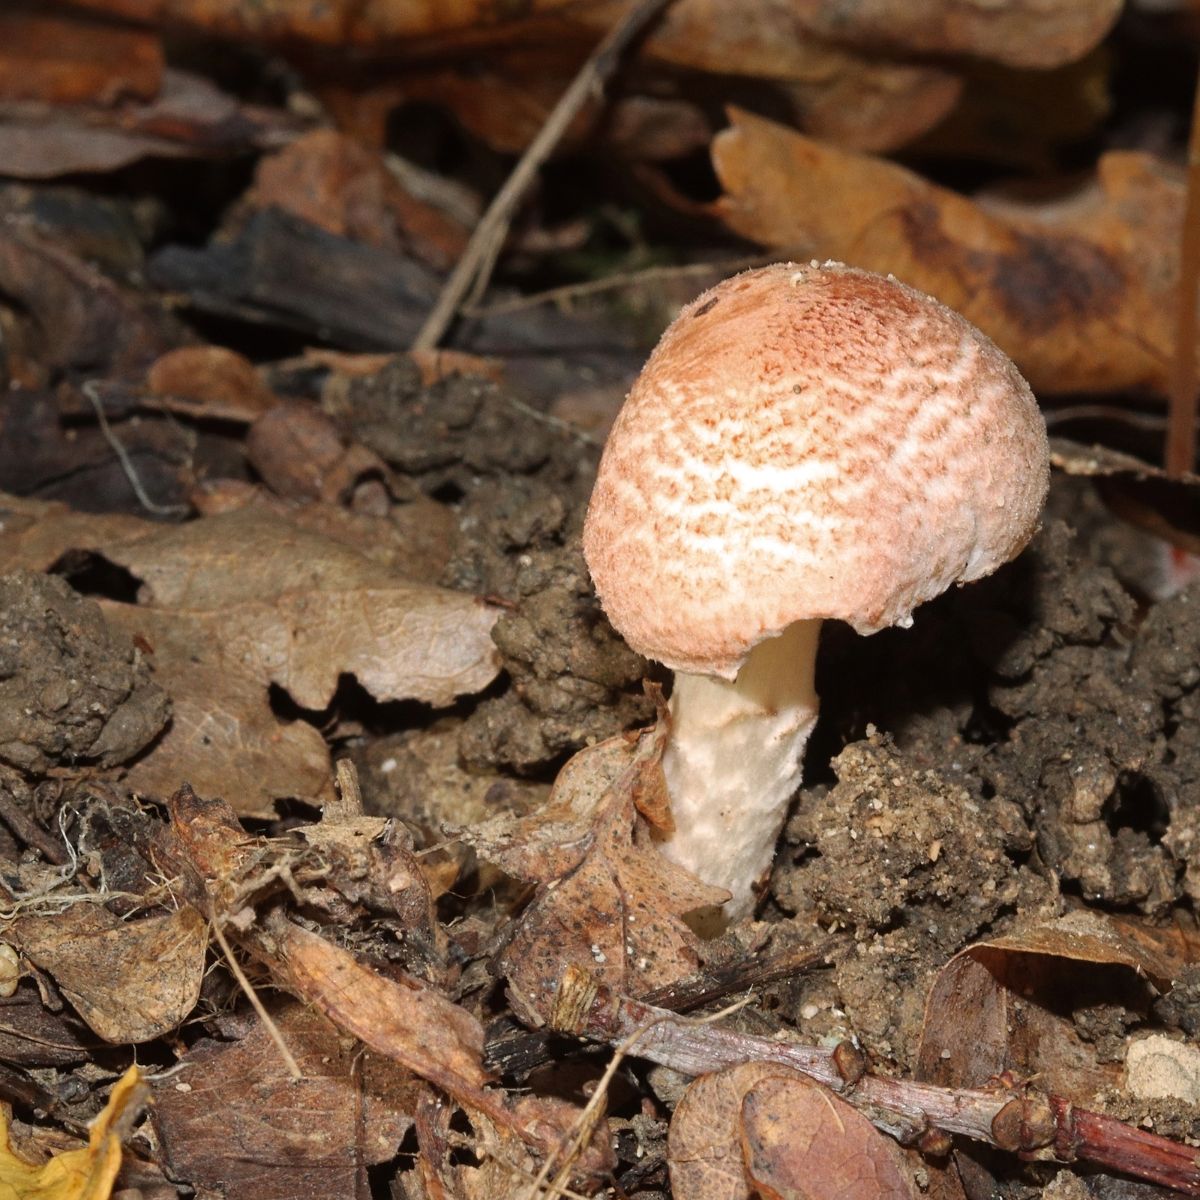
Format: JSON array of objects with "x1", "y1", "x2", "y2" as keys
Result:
[{"x1": 659, "y1": 618, "x2": 822, "y2": 925}]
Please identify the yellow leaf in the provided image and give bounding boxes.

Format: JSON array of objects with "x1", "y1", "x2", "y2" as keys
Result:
[{"x1": 0, "y1": 1067, "x2": 146, "y2": 1200}]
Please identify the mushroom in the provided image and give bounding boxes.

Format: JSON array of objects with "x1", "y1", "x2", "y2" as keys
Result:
[{"x1": 582, "y1": 262, "x2": 1049, "y2": 924}]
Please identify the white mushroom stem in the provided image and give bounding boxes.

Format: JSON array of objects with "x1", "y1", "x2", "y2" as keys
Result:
[{"x1": 658, "y1": 618, "x2": 822, "y2": 923}]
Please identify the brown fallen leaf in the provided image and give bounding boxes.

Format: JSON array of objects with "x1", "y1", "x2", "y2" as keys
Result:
[
  {"x1": 0, "y1": 222, "x2": 181, "y2": 374},
  {"x1": 103, "y1": 603, "x2": 334, "y2": 815},
  {"x1": 0, "y1": 502, "x2": 499, "y2": 812},
  {"x1": 669, "y1": 1062, "x2": 930, "y2": 1200},
  {"x1": 246, "y1": 129, "x2": 469, "y2": 271},
  {"x1": 245, "y1": 400, "x2": 394, "y2": 503},
  {"x1": 0, "y1": 495, "x2": 152, "y2": 571},
  {"x1": 146, "y1": 345, "x2": 278, "y2": 422},
  {"x1": 916, "y1": 909, "x2": 1187, "y2": 1103},
  {"x1": 786, "y1": 0, "x2": 1121, "y2": 69},
  {"x1": 741, "y1": 1073, "x2": 924, "y2": 1200},
  {"x1": 713, "y1": 108, "x2": 1183, "y2": 395},
  {"x1": 152, "y1": 1003, "x2": 419, "y2": 1200},
  {"x1": 253, "y1": 912, "x2": 615, "y2": 1190},
  {"x1": 465, "y1": 722, "x2": 728, "y2": 1025},
  {"x1": 0, "y1": 1065, "x2": 146, "y2": 1200},
  {"x1": 258, "y1": 913, "x2": 493, "y2": 1099},
  {"x1": 8, "y1": 904, "x2": 207, "y2": 1044},
  {"x1": 1050, "y1": 435, "x2": 1200, "y2": 558},
  {"x1": 99, "y1": 507, "x2": 501, "y2": 709},
  {"x1": 0, "y1": 69, "x2": 302, "y2": 180},
  {"x1": 0, "y1": 12, "x2": 162, "y2": 105}
]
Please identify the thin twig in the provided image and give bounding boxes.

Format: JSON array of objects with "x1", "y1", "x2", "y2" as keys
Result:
[
  {"x1": 411, "y1": 0, "x2": 680, "y2": 351},
  {"x1": 464, "y1": 250, "x2": 791, "y2": 320},
  {"x1": 82, "y1": 382, "x2": 189, "y2": 517},
  {"x1": 1165, "y1": 65, "x2": 1200, "y2": 477},
  {"x1": 0, "y1": 790, "x2": 68, "y2": 865},
  {"x1": 209, "y1": 914, "x2": 302, "y2": 1081}
]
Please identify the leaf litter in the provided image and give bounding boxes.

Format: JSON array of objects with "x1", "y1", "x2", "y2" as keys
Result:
[{"x1": 2, "y1": 4, "x2": 1200, "y2": 1199}]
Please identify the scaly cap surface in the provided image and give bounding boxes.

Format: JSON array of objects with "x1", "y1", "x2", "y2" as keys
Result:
[{"x1": 583, "y1": 262, "x2": 1049, "y2": 677}]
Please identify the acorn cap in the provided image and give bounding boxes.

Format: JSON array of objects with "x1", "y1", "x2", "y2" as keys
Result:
[{"x1": 582, "y1": 262, "x2": 1050, "y2": 678}]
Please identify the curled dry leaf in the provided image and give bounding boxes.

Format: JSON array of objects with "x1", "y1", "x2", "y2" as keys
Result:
[
  {"x1": 260, "y1": 913, "x2": 491, "y2": 1098},
  {"x1": 152, "y1": 1002, "x2": 419, "y2": 1200},
  {"x1": 464, "y1": 723, "x2": 728, "y2": 1026},
  {"x1": 669, "y1": 1062, "x2": 925, "y2": 1200},
  {"x1": 8, "y1": 905, "x2": 207, "y2": 1044},
  {"x1": 1051, "y1": 435, "x2": 1200, "y2": 556},
  {"x1": 146, "y1": 345, "x2": 278, "y2": 422},
  {"x1": 245, "y1": 401, "x2": 393, "y2": 503},
  {"x1": 0, "y1": 1065, "x2": 146, "y2": 1200},
  {"x1": 395, "y1": 35, "x2": 958, "y2": 159},
  {"x1": 916, "y1": 909, "x2": 1188, "y2": 1101},
  {"x1": 103, "y1": 603, "x2": 334, "y2": 817},
  {"x1": 713, "y1": 108, "x2": 1183, "y2": 395}
]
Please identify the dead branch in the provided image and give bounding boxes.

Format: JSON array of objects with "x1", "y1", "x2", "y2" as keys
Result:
[
  {"x1": 564, "y1": 969, "x2": 1200, "y2": 1196},
  {"x1": 411, "y1": 0, "x2": 679, "y2": 351}
]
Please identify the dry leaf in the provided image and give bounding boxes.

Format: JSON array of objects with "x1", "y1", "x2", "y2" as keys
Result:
[
  {"x1": 669, "y1": 1062, "x2": 926, "y2": 1200},
  {"x1": 0, "y1": 494, "x2": 152, "y2": 571},
  {"x1": 467, "y1": 724, "x2": 728, "y2": 1025},
  {"x1": 9, "y1": 904, "x2": 208, "y2": 1044},
  {"x1": 261, "y1": 914, "x2": 492, "y2": 1099},
  {"x1": 0, "y1": 1066, "x2": 146, "y2": 1200},
  {"x1": 784, "y1": 0, "x2": 1120, "y2": 68},
  {"x1": 246, "y1": 130, "x2": 469, "y2": 270},
  {"x1": 393, "y1": 28, "x2": 959, "y2": 158},
  {"x1": 741, "y1": 1073, "x2": 921, "y2": 1200},
  {"x1": 152, "y1": 1003, "x2": 419, "y2": 1200},
  {"x1": 0, "y1": 223, "x2": 180, "y2": 374},
  {"x1": 100, "y1": 507, "x2": 501, "y2": 709},
  {"x1": 0, "y1": 502, "x2": 501, "y2": 813},
  {"x1": 245, "y1": 401, "x2": 392, "y2": 502},
  {"x1": 146, "y1": 345, "x2": 278, "y2": 422},
  {"x1": 103, "y1": 603, "x2": 334, "y2": 816},
  {"x1": 916, "y1": 910, "x2": 1188, "y2": 1101},
  {"x1": 0, "y1": 69, "x2": 300, "y2": 180},
  {"x1": 713, "y1": 108, "x2": 1183, "y2": 395},
  {"x1": 0, "y1": 12, "x2": 161, "y2": 105},
  {"x1": 670, "y1": 1062, "x2": 790, "y2": 1200}
]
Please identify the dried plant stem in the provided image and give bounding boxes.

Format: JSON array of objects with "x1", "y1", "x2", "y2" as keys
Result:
[
  {"x1": 570, "y1": 977, "x2": 1200, "y2": 1195},
  {"x1": 463, "y1": 250, "x2": 791, "y2": 319},
  {"x1": 1165, "y1": 66, "x2": 1200, "y2": 477},
  {"x1": 82, "y1": 382, "x2": 188, "y2": 517},
  {"x1": 210, "y1": 914, "x2": 302, "y2": 1080},
  {"x1": 410, "y1": 0, "x2": 678, "y2": 351}
]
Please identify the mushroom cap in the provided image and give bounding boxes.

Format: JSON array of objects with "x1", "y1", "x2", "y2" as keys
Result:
[{"x1": 582, "y1": 262, "x2": 1049, "y2": 678}]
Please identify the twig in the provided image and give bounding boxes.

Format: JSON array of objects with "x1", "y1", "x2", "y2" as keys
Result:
[
  {"x1": 1165, "y1": 65, "x2": 1200, "y2": 477},
  {"x1": 410, "y1": 0, "x2": 680, "y2": 351},
  {"x1": 1044, "y1": 404, "x2": 1167, "y2": 432},
  {"x1": 464, "y1": 250, "x2": 791, "y2": 320},
  {"x1": 485, "y1": 936, "x2": 837, "y2": 1079},
  {"x1": 0, "y1": 789, "x2": 68, "y2": 866},
  {"x1": 82, "y1": 382, "x2": 189, "y2": 517},
  {"x1": 209, "y1": 914, "x2": 302, "y2": 1081},
  {"x1": 567, "y1": 974, "x2": 1200, "y2": 1196}
]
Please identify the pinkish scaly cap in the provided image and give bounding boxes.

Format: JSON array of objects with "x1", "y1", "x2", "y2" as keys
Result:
[{"x1": 583, "y1": 262, "x2": 1049, "y2": 678}]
